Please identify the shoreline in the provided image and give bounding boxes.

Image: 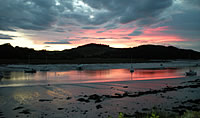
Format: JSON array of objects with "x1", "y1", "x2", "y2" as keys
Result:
[
  {"x1": 0, "y1": 75, "x2": 200, "y2": 118},
  {"x1": 0, "y1": 58, "x2": 169, "y2": 64},
  {"x1": 0, "y1": 60, "x2": 200, "y2": 72},
  {"x1": 0, "y1": 58, "x2": 196, "y2": 65},
  {"x1": 0, "y1": 61, "x2": 200, "y2": 118},
  {"x1": 0, "y1": 76, "x2": 188, "y2": 88}
]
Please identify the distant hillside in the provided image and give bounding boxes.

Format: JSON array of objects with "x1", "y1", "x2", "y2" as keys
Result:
[
  {"x1": 102, "y1": 45, "x2": 200, "y2": 59},
  {"x1": 63, "y1": 43, "x2": 116, "y2": 58},
  {"x1": 0, "y1": 43, "x2": 36, "y2": 59},
  {"x1": 0, "y1": 43, "x2": 200, "y2": 64}
]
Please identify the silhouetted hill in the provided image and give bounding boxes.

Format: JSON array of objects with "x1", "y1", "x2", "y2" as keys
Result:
[
  {"x1": 63, "y1": 43, "x2": 116, "y2": 58},
  {"x1": 0, "y1": 43, "x2": 46, "y2": 60},
  {"x1": 102, "y1": 44, "x2": 200, "y2": 59},
  {"x1": 0, "y1": 43, "x2": 200, "y2": 64}
]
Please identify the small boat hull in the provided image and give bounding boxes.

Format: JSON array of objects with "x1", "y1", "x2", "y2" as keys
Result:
[
  {"x1": 0, "y1": 72, "x2": 4, "y2": 79},
  {"x1": 185, "y1": 70, "x2": 197, "y2": 76},
  {"x1": 0, "y1": 76, "x2": 3, "y2": 79},
  {"x1": 130, "y1": 69, "x2": 134, "y2": 73},
  {"x1": 130, "y1": 67, "x2": 134, "y2": 73},
  {"x1": 24, "y1": 69, "x2": 36, "y2": 73},
  {"x1": 76, "y1": 64, "x2": 83, "y2": 70},
  {"x1": 77, "y1": 67, "x2": 83, "y2": 70},
  {"x1": 40, "y1": 69, "x2": 49, "y2": 72}
]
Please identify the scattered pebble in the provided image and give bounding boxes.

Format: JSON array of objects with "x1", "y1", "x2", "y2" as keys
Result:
[
  {"x1": 39, "y1": 99, "x2": 53, "y2": 102},
  {"x1": 77, "y1": 98, "x2": 90, "y2": 103},
  {"x1": 19, "y1": 109, "x2": 31, "y2": 114},
  {"x1": 57, "y1": 108, "x2": 64, "y2": 110},
  {"x1": 66, "y1": 97, "x2": 72, "y2": 100},
  {"x1": 13, "y1": 106, "x2": 24, "y2": 110},
  {"x1": 96, "y1": 104, "x2": 103, "y2": 109},
  {"x1": 142, "y1": 108, "x2": 149, "y2": 111}
]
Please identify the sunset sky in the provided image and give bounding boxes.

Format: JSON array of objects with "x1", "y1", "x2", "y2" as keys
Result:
[{"x1": 0, "y1": 0, "x2": 200, "y2": 51}]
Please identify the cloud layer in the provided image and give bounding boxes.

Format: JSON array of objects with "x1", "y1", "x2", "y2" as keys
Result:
[
  {"x1": 44, "y1": 41, "x2": 71, "y2": 44},
  {"x1": 0, "y1": 0, "x2": 200, "y2": 51},
  {"x1": 0, "y1": 0, "x2": 173, "y2": 31},
  {"x1": 0, "y1": 34, "x2": 15, "y2": 40}
]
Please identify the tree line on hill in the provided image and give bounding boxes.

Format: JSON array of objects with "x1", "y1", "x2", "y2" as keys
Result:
[{"x1": 0, "y1": 43, "x2": 200, "y2": 63}]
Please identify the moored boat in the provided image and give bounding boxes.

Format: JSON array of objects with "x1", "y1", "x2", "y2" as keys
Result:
[
  {"x1": 76, "y1": 64, "x2": 83, "y2": 70},
  {"x1": 130, "y1": 65, "x2": 134, "y2": 73},
  {"x1": 185, "y1": 70, "x2": 197, "y2": 76},
  {"x1": 24, "y1": 68, "x2": 37, "y2": 73},
  {"x1": 0, "y1": 72, "x2": 3, "y2": 79}
]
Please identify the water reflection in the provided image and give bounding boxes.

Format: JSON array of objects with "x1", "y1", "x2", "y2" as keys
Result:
[
  {"x1": 0, "y1": 67, "x2": 199, "y2": 87},
  {"x1": 83, "y1": 70, "x2": 111, "y2": 77},
  {"x1": 132, "y1": 68, "x2": 182, "y2": 80},
  {"x1": 13, "y1": 91, "x2": 40, "y2": 104}
]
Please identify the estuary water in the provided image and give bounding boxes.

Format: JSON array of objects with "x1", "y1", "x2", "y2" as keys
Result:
[{"x1": 0, "y1": 66, "x2": 199, "y2": 87}]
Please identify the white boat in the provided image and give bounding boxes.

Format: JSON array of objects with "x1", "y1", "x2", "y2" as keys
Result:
[{"x1": 185, "y1": 70, "x2": 197, "y2": 76}]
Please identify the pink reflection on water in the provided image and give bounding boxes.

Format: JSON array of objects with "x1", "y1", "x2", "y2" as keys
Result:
[
  {"x1": 46, "y1": 68, "x2": 184, "y2": 83},
  {"x1": 1, "y1": 68, "x2": 185, "y2": 86},
  {"x1": 131, "y1": 68, "x2": 183, "y2": 80}
]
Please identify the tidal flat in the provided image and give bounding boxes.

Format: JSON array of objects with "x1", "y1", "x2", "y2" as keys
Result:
[{"x1": 0, "y1": 60, "x2": 200, "y2": 118}]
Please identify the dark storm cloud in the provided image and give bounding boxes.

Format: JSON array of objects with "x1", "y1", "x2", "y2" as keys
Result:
[
  {"x1": 161, "y1": 9, "x2": 200, "y2": 40},
  {"x1": 96, "y1": 31, "x2": 105, "y2": 33},
  {"x1": 128, "y1": 30, "x2": 143, "y2": 36},
  {"x1": 82, "y1": 26, "x2": 99, "y2": 29},
  {"x1": 44, "y1": 41, "x2": 71, "y2": 44},
  {"x1": 122, "y1": 37, "x2": 131, "y2": 39},
  {"x1": 0, "y1": 0, "x2": 173, "y2": 31},
  {"x1": 0, "y1": 0, "x2": 58, "y2": 31},
  {"x1": 64, "y1": 12, "x2": 112, "y2": 25},
  {"x1": 53, "y1": 28, "x2": 66, "y2": 32},
  {"x1": 0, "y1": 34, "x2": 15, "y2": 40},
  {"x1": 128, "y1": 28, "x2": 143, "y2": 36},
  {"x1": 183, "y1": 0, "x2": 200, "y2": 7},
  {"x1": 83, "y1": 0, "x2": 173, "y2": 25},
  {"x1": 165, "y1": 10, "x2": 200, "y2": 31},
  {"x1": 104, "y1": 23, "x2": 118, "y2": 30}
]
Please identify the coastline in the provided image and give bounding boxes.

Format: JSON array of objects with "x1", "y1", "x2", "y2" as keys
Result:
[
  {"x1": 0, "y1": 60, "x2": 200, "y2": 118},
  {"x1": 0, "y1": 75, "x2": 200, "y2": 118},
  {"x1": 0, "y1": 60, "x2": 200, "y2": 72}
]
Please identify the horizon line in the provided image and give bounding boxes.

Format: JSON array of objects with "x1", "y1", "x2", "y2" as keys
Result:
[{"x1": 0, "y1": 43, "x2": 197, "y2": 52}]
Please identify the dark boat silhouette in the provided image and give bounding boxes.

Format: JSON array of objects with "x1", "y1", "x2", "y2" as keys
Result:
[
  {"x1": 24, "y1": 68, "x2": 36, "y2": 73},
  {"x1": 0, "y1": 72, "x2": 3, "y2": 79},
  {"x1": 130, "y1": 66, "x2": 134, "y2": 73},
  {"x1": 76, "y1": 64, "x2": 83, "y2": 70},
  {"x1": 185, "y1": 70, "x2": 197, "y2": 76}
]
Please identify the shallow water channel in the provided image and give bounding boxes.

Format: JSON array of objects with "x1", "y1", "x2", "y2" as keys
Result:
[{"x1": 0, "y1": 66, "x2": 199, "y2": 87}]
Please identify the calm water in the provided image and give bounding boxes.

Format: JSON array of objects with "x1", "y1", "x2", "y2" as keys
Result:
[{"x1": 0, "y1": 67, "x2": 199, "y2": 87}]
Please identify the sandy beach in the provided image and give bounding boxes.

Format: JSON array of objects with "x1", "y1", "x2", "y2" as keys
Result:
[{"x1": 0, "y1": 61, "x2": 200, "y2": 118}]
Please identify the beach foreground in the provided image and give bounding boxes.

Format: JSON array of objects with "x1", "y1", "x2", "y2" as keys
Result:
[
  {"x1": 0, "y1": 61, "x2": 200, "y2": 118},
  {"x1": 0, "y1": 76, "x2": 200, "y2": 118}
]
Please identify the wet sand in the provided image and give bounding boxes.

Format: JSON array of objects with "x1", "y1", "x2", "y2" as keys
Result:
[{"x1": 0, "y1": 76, "x2": 200, "y2": 118}]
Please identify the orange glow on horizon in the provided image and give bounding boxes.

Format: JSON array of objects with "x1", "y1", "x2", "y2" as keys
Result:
[{"x1": 0, "y1": 26, "x2": 188, "y2": 51}]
